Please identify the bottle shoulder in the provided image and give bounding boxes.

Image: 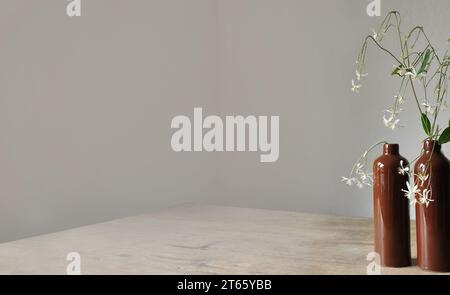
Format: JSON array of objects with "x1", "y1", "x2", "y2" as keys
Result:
[
  {"x1": 374, "y1": 154, "x2": 408, "y2": 168},
  {"x1": 415, "y1": 151, "x2": 450, "y2": 169}
]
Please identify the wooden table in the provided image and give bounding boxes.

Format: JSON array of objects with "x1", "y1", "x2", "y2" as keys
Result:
[{"x1": 0, "y1": 204, "x2": 439, "y2": 275}]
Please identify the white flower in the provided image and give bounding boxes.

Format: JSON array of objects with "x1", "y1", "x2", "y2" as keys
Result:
[
  {"x1": 423, "y1": 101, "x2": 435, "y2": 115},
  {"x1": 356, "y1": 70, "x2": 368, "y2": 81},
  {"x1": 416, "y1": 172, "x2": 429, "y2": 186},
  {"x1": 356, "y1": 181, "x2": 364, "y2": 189},
  {"x1": 341, "y1": 177, "x2": 355, "y2": 186},
  {"x1": 419, "y1": 163, "x2": 427, "y2": 172},
  {"x1": 351, "y1": 80, "x2": 362, "y2": 93},
  {"x1": 395, "y1": 95, "x2": 405, "y2": 104},
  {"x1": 362, "y1": 177, "x2": 373, "y2": 187},
  {"x1": 355, "y1": 163, "x2": 364, "y2": 173},
  {"x1": 418, "y1": 189, "x2": 434, "y2": 207},
  {"x1": 359, "y1": 172, "x2": 368, "y2": 181},
  {"x1": 383, "y1": 114, "x2": 400, "y2": 130},
  {"x1": 383, "y1": 101, "x2": 403, "y2": 131},
  {"x1": 358, "y1": 171, "x2": 373, "y2": 187},
  {"x1": 384, "y1": 106, "x2": 403, "y2": 117},
  {"x1": 398, "y1": 160, "x2": 410, "y2": 176},
  {"x1": 422, "y1": 99, "x2": 447, "y2": 116},
  {"x1": 383, "y1": 115, "x2": 391, "y2": 126},
  {"x1": 402, "y1": 181, "x2": 419, "y2": 202}
]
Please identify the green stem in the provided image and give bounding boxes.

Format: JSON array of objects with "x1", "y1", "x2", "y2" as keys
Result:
[
  {"x1": 365, "y1": 36, "x2": 404, "y2": 66},
  {"x1": 409, "y1": 77, "x2": 424, "y2": 115}
]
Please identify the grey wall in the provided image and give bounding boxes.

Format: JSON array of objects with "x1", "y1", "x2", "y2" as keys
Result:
[
  {"x1": 215, "y1": 0, "x2": 450, "y2": 219},
  {"x1": 0, "y1": 0, "x2": 220, "y2": 242},
  {"x1": 0, "y1": 0, "x2": 449, "y2": 242}
]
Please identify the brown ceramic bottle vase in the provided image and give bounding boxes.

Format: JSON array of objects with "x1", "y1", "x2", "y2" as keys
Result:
[
  {"x1": 415, "y1": 139, "x2": 450, "y2": 272},
  {"x1": 373, "y1": 143, "x2": 411, "y2": 267}
]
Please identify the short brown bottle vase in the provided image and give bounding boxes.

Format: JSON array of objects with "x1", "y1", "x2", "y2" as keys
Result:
[
  {"x1": 373, "y1": 143, "x2": 411, "y2": 267},
  {"x1": 415, "y1": 140, "x2": 450, "y2": 272}
]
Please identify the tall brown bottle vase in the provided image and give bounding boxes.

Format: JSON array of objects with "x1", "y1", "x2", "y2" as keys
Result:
[
  {"x1": 415, "y1": 139, "x2": 450, "y2": 272},
  {"x1": 373, "y1": 143, "x2": 411, "y2": 267}
]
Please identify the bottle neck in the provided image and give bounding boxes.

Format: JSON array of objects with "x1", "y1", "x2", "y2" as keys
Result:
[
  {"x1": 383, "y1": 143, "x2": 399, "y2": 155},
  {"x1": 424, "y1": 140, "x2": 441, "y2": 153}
]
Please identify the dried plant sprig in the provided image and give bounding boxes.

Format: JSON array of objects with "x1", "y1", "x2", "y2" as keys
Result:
[
  {"x1": 353, "y1": 11, "x2": 449, "y2": 137},
  {"x1": 344, "y1": 11, "x2": 449, "y2": 208},
  {"x1": 342, "y1": 141, "x2": 387, "y2": 189}
]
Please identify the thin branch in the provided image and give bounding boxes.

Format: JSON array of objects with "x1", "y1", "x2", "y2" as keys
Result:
[{"x1": 364, "y1": 36, "x2": 404, "y2": 66}]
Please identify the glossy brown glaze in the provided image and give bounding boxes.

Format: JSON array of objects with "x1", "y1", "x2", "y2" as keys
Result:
[
  {"x1": 373, "y1": 144, "x2": 411, "y2": 267},
  {"x1": 415, "y1": 140, "x2": 450, "y2": 272}
]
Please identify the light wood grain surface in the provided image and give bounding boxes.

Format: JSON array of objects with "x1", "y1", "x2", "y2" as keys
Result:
[{"x1": 0, "y1": 204, "x2": 442, "y2": 275}]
